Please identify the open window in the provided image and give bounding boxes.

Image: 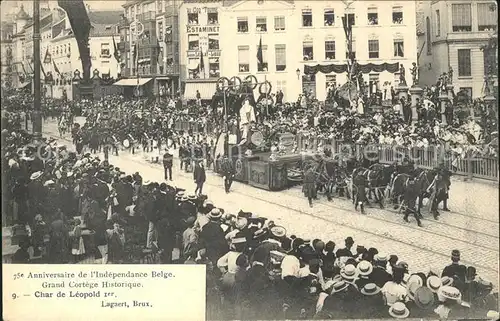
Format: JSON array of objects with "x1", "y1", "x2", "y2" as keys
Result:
[
  {"x1": 324, "y1": 9, "x2": 334, "y2": 26},
  {"x1": 303, "y1": 41, "x2": 314, "y2": 61},
  {"x1": 207, "y1": 10, "x2": 218, "y2": 25},
  {"x1": 302, "y1": 9, "x2": 313, "y2": 27},
  {"x1": 208, "y1": 34, "x2": 219, "y2": 50},
  {"x1": 256, "y1": 17, "x2": 267, "y2": 32},
  {"x1": 188, "y1": 12, "x2": 199, "y2": 25},
  {"x1": 237, "y1": 17, "x2": 248, "y2": 32},
  {"x1": 188, "y1": 34, "x2": 199, "y2": 51},
  {"x1": 367, "y1": 7, "x2": 378, "y2": 25},
  {"x1": 392, "y1": 7, "x2": 403, "y2": 24}
]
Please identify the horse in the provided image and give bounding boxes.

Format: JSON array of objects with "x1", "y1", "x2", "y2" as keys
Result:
[{"x1": 389, "y1": 169, "x2": 437, "y2": 215}]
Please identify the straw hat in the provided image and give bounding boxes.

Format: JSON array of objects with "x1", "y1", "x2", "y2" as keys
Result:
[
  {"x1": 414, "y1": 287, "x2": 435, "y2": 310},
  {"x1": 270, "y1": 225, "x2": 286, "y2": 238},
  {"x1": 407, "y1": 274, "x2": 424, "y2": 287},
  {"x1": 187, "y1": 194, "x2": 197, "y2": 200},
  {"x1": 30, "y1": 171, "x2": 43, "y2": 180},
  {"x1": 208, "y1": 208, "x2": 222, "y2": 220},
  {"x1": 340, "y1": 264, "x2": 358, "y2": 280},
  {"x1": 330, "y1": 280, "x2": 350, "y2": 294},
  {"x1": 426, "y1": 275, "x2": 442, "y2": 293},
  {"x1": 389, "y1": 302, "x2": 410, "y2": 319},
  {"x1": 43, "y1": 180, "x2": 55, "y2": 187},
  {"x1": 438, "y1": 286, "x2": 461, "y2": 302},
  {"x1": 360, "y1": 283, "x2": 381, "y2": 296},
  {"x1": 357, "y1": 260, "x2": 373, "y2": 276}
]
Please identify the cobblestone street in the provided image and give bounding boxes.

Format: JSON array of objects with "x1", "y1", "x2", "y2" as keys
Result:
[{"x1": 43, "y1": 119, "x2": 499, "y2": 285}]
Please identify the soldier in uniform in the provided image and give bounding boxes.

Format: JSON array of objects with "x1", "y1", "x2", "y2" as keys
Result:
[
  {"x1": 221, "y1": 155, "x2": 235, "y2": 194},
  {"x1": 353, "y1": 172, "x2": 367, "y2": 214},
  {"x1": 403, "y1": 178, "x2": 422, "y2": 227},
  {"x1": 162, "y1": 149, "x2": 173, "y2": 181}
]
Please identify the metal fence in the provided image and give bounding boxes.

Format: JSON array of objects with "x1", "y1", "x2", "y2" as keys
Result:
[{"x1": 296, "y1": 135, "x2": 499, "y2": 182}]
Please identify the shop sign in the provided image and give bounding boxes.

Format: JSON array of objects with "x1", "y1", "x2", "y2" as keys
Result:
[
  {"x1": 186, "y1": 25, "x2": 220, "y2": 34},
  {"x1": 187, "y1": 51, "x2": 200, "y2": 58},
  {"x1": 207, "y1": 50, "x2": 221, "y2": 57}
]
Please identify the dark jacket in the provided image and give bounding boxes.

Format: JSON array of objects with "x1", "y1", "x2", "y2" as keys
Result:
[
  {"x1": 371, "y1": 266, "x2": 392, "y2": 288},
  {"x1": 199, "y1": 221, "x2": 229, "y2": 264},
  {"x1": 193, "y1": 164, "x2": 206, "y2": 183},
  {"x1": 163, "y1": 153, "x2": 173, "y2": 167}
]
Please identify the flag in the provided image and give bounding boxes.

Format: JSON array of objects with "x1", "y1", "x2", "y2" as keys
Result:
[
  {"x1": 199, "y1": 50, "x2": 204, "y2": 72},
  {"x1": 257, "y1": 36, "x2": 263, "y2": 66},
  {"x1": 43, "y1": 48, "x2": 51, "y2": 64},
  {"x1": 53, "y1": 61, "x2": 61, "y2": 76},
  {"x1": 21, "y1": 62, "x2": 27, "y2": 76},
  {"x1": 156, "y1": 38, "x2": 161, "y2": 63},
  {"x1": 40, "y1": 63, "x2": 46, "y2": 78},
  {"x1": 112, "y1": 36, "x2": 120, "y2": 63},
  {"x1": 133, "y1": 42, "x2": 138, "y2": 69}
]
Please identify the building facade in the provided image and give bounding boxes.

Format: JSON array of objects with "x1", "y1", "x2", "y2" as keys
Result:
[
  {"x1": 418, "y1": 0, "x2": 497, "y2": 98},
  {"x1": 218, "y1": 0, "x2": 418, "y2": 102},
  {"x1": 9, "y1": 5, "x2": 31, "y2": 89},
  {"x1": 119, "y1": 0, "x2": 180, "y2": 97},
  {"x1": 1, "y1": 21, "x2": 15, "y2": 88},
  {"x1": 46, "y1": 11, "x2": 122, "y2": 99}
]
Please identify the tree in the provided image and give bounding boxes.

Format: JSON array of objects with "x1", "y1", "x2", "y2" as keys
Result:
[{"x1": 480, "y1": 3, "x2": 498, "y2": 97}]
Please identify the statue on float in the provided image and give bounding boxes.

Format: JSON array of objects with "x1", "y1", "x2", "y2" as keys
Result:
[{"x1": 239, "y1": 97, "x2": 256, "y2": 141}]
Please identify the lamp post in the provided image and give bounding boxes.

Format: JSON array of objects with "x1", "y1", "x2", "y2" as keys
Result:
[
  {"x1": 296, "y1": 68, "x2": 300, "y2": 80},
  {"x1": 32, "y1": 0, "x2": 42, "y2": 140}
]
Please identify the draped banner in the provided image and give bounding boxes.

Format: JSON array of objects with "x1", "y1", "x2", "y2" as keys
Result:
[{"x1": 304, "y1": 62, "x2": 399, "y2": 75}]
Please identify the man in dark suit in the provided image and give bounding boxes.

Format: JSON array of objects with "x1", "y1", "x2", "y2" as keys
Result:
[
  {"x1": 193, "y1": 160, "x2": 206, "y2": 196},
  {"x1": 221, "y1": 156, "x2": 234, "y2": 193},
  {"x1": 335, "y1": 236, "x2": 355, "y2": 258},
  {"x1": 199, "y1": 209, "x2": 228, "y2": 265},
  {"x1": 441, "y1": 249, "x2": 467, "y2": 292},
  {"x1": 162, "y1": 149, "x2": 173, "y2": 180}
]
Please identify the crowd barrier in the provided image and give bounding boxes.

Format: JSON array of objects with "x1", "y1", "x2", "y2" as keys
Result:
[{"x1": 296, "y1": 135, "x2": 499, "y2": 182}]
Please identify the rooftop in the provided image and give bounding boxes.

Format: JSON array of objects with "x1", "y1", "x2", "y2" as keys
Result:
[
  {"x1": 16, "y1": 5, "x2": 30, "y2": 20},
  {"x1": 88, "y1": 11, "x2": 123, "y2": 25}
]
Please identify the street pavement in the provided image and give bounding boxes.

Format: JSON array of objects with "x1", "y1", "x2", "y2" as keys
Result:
[{"x1": 41, "y1": 118, "x2": 499, "y2": 286}]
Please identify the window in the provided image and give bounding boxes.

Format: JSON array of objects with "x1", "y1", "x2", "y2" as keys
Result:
[
  {"x1": 256, "y1": 17, "x2": 267, "y2": 32},
  {"x1": 367, "y1": 8, "x2": 378, "y2": 25},
  {"x1": 392, "y1": 7, "x2": 403, "y2": 24},
  {"x1": 478, "y1": 3, "x2": 497, "y2": 31},
  {"x1": 302, "y1": 9, "x2": 312, "y2": 27},
  {"x1": 393, "y1": 39, "x2": 404, "y2": 57},
  {"x1": 275, "y1": 44, "x2": 286, "y2": 71},
  {"x1": 347, "y1": 13, "x2": 355, "y2": 26},
  {"x1": 209, "y1": 58, "x2": 219, "y2": 78},
  {"x1": 303, "y1": 41, "x2": 314, "y2": 60},
  {"x1": 256, "y1": 45, "x2": 268, "y2": 72},
  {"x1": 158, "y1": 21, "x2": 163, "y2": 41},
  {"x1": 188, "y1": 34, "x2": 199, "y2": 50},
  {"x1": 346, "y1": 39, "x2": 356, "y2": 59},
  {"x1": 208, "y1": 12, "x2": 218, "y2": 25},
  {"x1": 238, "y1": 45, "x2": 250, "y2": 72},
  {"x1": 368, "y1": 39, "x2": 379, "y2": 58},
  {"x1": 274, "y1": 16, "x2": 285, "y2": 31},
  {"x1": 188, "y1": 58, "x2": 199, "y2": 79},
  {"x1": 237, "y1": 17, "x2": 248, "y2": 32},
  {"x1": 188, "y1": 12, "x2": 199, "y2": 25},
  {"x1": 325, "y1": 40, "x2": 335, "y2": 60},
  {"x1": 435, "y1": 10, "x2": 440, "y2": 36},
  {"x1": 100, "y1": 43, "x2": 110, "y2": 57},
  {"x1": 326, "y1": 75, "x2": 336, "y2": 89},
  {"x1": 324, "y1": 9, "x2": 334, "y2": 26},
  {"x1": 208, "y1": 34, "x2": 219, "y2": 50},
  {"x1": 426, "y1": 17, "x2": 432, "y2": 55},
  {"x1": 452, "y1": 4, "x2": 471, "y2": 32},
  {"x1": 457, "y1": 49, "x2": 471, "y2": 76}
]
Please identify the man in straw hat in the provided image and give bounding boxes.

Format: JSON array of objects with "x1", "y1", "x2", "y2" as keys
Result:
[
  {"x1": 199, "y1": 208, "x2": 228, "y2": 265},
  {"x1": 406, "y1": 285, "x2": 436, "y2": 318},
  {"x1": 388, "y1": 302, "x2": 410, "y2": 319},
  {"x1": 357, "y1": 283, "x2": 385, "y2": 318}
]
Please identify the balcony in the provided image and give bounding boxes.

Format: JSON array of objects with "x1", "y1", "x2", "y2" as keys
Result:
[{"x1": 139, "y1": 11, "x2": 155, "y2": 22}]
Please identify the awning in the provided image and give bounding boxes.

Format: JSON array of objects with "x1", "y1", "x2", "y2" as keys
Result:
[
  {"x1": 156, "y1": 76, "x2": 170, "y2": 80},
  {"x1": 18, "y1": 81, "x2": 31, "y2": 89},
  {"x1": 183, "y1": 82, "x2": 217, "y2": 100},
  {"x1": 112, "y1": 78, "x2": 153, "y2": 86}
]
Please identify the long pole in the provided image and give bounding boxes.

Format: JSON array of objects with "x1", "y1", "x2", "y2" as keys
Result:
[
  {"x1": 265, "y1": 74, "x2": 268, "y2": 117},
  {"x1": 223, "y1": 89, "x2": 228, "y2": 156},
  {"x1": 32, "y1": 0, "x2": 42, "y2": 140}
]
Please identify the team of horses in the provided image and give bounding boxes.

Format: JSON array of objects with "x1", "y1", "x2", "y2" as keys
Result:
[{"x1": 304, "y1": 157, "x2": 450, "y2": 217}]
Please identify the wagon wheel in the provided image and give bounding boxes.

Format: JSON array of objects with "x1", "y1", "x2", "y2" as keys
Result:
[
  {"x1": 244, "y1": 75, "x2": 258, "y2": 90},
  {"x1": 217, "y1": 77, "x2": 230, "y2": 91},
  {"x1": 229, "y1": 76, "x2": 242, "y2": 93}
]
